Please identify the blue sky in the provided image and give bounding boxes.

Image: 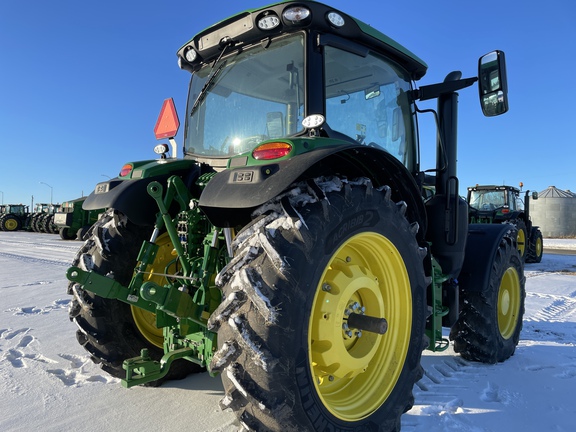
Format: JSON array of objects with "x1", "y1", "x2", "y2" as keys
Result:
[{"x1": 1, "y1": 0, "x2": 575, "y2": 207}]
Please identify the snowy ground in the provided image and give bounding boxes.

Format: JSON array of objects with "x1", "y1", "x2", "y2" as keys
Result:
[{"x1": 1, "y1": 232, "x2": 574, "y2": 432}]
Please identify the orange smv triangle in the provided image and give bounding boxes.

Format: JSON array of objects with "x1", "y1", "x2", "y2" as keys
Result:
[{"x1": 154, "y1": 98, "x2": 180, "y2": 139}]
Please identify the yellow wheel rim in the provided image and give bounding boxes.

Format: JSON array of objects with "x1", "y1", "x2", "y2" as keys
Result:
[
  {"x1": 309, "y1": 232, "x2": 412, "y2": 421},
  {"x1": 497, "y1": 267, "x2": 521, "y2": 339},
  {"x1": 5, "y1": 218, "x2": 18, "y2": 231},
  {"x1": 131, "y1": 233, "x2": 175, "y2": 349},
  {"x1": 517, "y1": 228, "x2": 526, "y2": 257},
  {"x1": 535, "y1": 237, "x2": 543, "y2": 257}
]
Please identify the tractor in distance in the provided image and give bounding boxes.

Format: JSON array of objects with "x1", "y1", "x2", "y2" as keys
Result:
[
  {"x1": 0, "y1": 204, "x2": 31, "y2": 231},
  {"x1": 66, "y1": 2, "x2": 523, "y2": 431},
  {"x1": 467, "y1": 184, "x2": 543, "y2": 263},
  {"x1": 29, "y1": 203, "x2": 61, "y2": 234},
  {"x1": 53, "y1": 197, "x2": 104, "y2": 240}
]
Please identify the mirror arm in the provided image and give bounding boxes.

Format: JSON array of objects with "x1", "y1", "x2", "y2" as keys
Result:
[{"x1": 412, "y1": 77, "x2": 478, "y2": 101}]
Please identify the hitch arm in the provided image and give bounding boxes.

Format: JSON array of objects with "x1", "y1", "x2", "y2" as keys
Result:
[{"x1": 66, "y1": 266, "x2": 156, "y2": 312}]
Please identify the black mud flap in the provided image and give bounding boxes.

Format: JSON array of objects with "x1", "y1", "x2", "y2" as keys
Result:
[{"x1": 458, "y1": 223, "x2": 517, "y2": 292}]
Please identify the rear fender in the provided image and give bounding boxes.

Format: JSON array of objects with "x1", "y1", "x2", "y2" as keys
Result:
[
  {"x1": 84, "y1": 164, "x2": 202, "y2": 226},
  {"x1": 199, "y1": 145, "x2": 427, "y2": 238},
  {"x1": 458, "y1": 223, "x2": 517, "y2": 292}
]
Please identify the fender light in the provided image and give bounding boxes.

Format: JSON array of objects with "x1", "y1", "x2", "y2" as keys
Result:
[
  {"x1": 252, "y1": 142, "x2": 292, "y2": 160},
  {"x1": 119, "y1": 163, "x2": 134, "y2": 177}
]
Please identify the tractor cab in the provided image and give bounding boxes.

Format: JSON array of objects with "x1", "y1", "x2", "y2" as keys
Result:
[
  {"x1": 177, "y1": 4, "x2": 424, "y2": 174},
  {"x1": 467, "y1": 185, "x2": 521, "y2": 223}
]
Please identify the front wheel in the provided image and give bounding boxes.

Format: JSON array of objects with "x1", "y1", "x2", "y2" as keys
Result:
[
  {"x1": 506, "y1": 219, "x2": 527, "y2": 261},
  {"x1": 450, "y1": 230, "x2": 525, "y2": 363},
  {"x1": 210, "y1": 177, "x2": 428, "y2": 431},
  {"x1": 526, "y1": 228, "x2": 543, "y2": 263}
]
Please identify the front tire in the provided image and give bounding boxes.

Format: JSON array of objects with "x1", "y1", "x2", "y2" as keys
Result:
[
  {"x1": 210, "y1": 177, "x2": 428, "y2": 431},
  {"x1": 450, "y1": 231, "x2": 525, "y2": 363},
  {"x1": 507, "y1": 219, "x2": 527, "y2": 261},
  {"x1": 526, "y1": 227, "x2": 543, "y2": 263}
]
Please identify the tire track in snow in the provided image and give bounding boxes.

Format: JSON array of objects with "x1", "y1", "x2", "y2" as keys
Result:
[
  {"x1": 526, "y1": 292, "x2": 576, "y2": 323},
  {"x1": 0, "y1": 251, "x2": 70, "y2": 267},
  {"x1": 0, "y1": 233, "x2": 79, "y2": 267},
  {"x1": 402, "y1": 356, "x2": 488, "y2": 431}
]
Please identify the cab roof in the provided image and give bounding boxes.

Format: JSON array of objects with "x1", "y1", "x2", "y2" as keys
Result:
[{"x1": 178, "y1": 0, "x2": 428, "y2": 80}]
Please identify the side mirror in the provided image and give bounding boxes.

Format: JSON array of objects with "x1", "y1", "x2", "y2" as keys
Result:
[
  {"x1": 478, "y1": 50, "x2": 509, "y2": 117},
  {"x1": 532, "y1": 191, "x2": 539, "y2": 200}
]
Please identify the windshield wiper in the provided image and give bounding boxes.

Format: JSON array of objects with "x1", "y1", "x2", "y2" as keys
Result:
[
  {"x1": 190, "y1": 40, "x2": 234, "y2": 116},
  {"x1": 190, "y1": 60, "x2": 227, "y2": 116}
]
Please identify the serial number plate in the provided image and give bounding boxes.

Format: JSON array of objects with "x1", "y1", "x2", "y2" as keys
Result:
[
  {"x1": 232, "y1": 171, "x2": 254, "y2": 183},
  {"x1": 95, "y1": 183, "x2": 109, "y2": 194}
]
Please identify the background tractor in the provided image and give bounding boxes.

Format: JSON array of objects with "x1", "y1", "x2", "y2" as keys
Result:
[
  {"x1": 29, "y1": 203, "x2": 60, "y2": 234},
  {"x1": 0, "y1": 204, "x2": 31, "y2": 231},
  {"x1": 467, "y1": 184, "x2": 543, "y2": 262},
  {"x1": 54, "y1": 197, "x2": 104, "y2": 240},
  {"x1": 66, "y1": 2, "x2": 523, "y2": 431}
]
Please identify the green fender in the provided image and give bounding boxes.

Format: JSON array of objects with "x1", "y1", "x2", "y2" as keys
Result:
[{"x1": 199, "y1": 144, "x2": 427, "y2": 237}]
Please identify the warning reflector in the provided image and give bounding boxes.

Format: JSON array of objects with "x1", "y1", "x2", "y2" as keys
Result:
[{"x1": 154, "y1": 98, "x2": 180, "y2": 139}]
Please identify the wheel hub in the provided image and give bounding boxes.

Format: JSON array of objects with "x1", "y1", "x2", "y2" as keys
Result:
[{"x1": 312, "y1": 261, "x2": 384, "y2": 380}]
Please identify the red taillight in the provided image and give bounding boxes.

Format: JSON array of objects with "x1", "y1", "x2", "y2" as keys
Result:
[
  {"x1": 252, "y1": 142, "x2": 292, "y2": 160},
  {"x1": 119, "y1": 163, "x2": 133, "y2": 177},
  {"x1": 502, "y1": 207, "x2": 510, "y2": 213}
]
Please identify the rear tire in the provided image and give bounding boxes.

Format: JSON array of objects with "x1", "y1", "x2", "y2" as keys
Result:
[
  {"x1": 76, "y1": 225, "x2": 91, "y2": 241},
  {"x1": 211, "y1": 177, "x2": 428, "y2": 432},
  {"x1": 450, "y1": 232, "x2": 525, "y2": 363},
  {"x1": 59, "y1": 227, "x2": 76, "y2": 240},
  {"x1": 2, "y1": 215, "x2": 21, "y2": 231},
  {"x1": 68, "y1": 209, "x2": 202, "y2": 382}
]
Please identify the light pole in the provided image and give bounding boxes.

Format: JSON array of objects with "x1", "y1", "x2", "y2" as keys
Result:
[
  {"x1": 39, "y1": 182, "x2": 53, "y2": 206},
  {"x1": 0, "y1": 190, "x2": 3, "y2": 205}
]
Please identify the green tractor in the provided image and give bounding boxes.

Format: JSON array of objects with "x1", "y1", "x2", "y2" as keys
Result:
[
  {"x1": 66, "y1": 2, "x2": 524, "y2": 430},
  {"x1": 467, "y1": 184, "x2": 543, "y2": 263},
  {"x1": 54, "y1": 197, "x2": 104, "y2": 240},
  {"x1": 30, "y1": 203, "x2": 60, "y2": 234},
  {"x1": 0, "y1": 204, "x2": 31, "y2": 231}
]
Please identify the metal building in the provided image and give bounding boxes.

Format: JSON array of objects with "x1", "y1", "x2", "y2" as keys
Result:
[{"x1": 530, "y1": 186, "x2": 576, "y2": 238}]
